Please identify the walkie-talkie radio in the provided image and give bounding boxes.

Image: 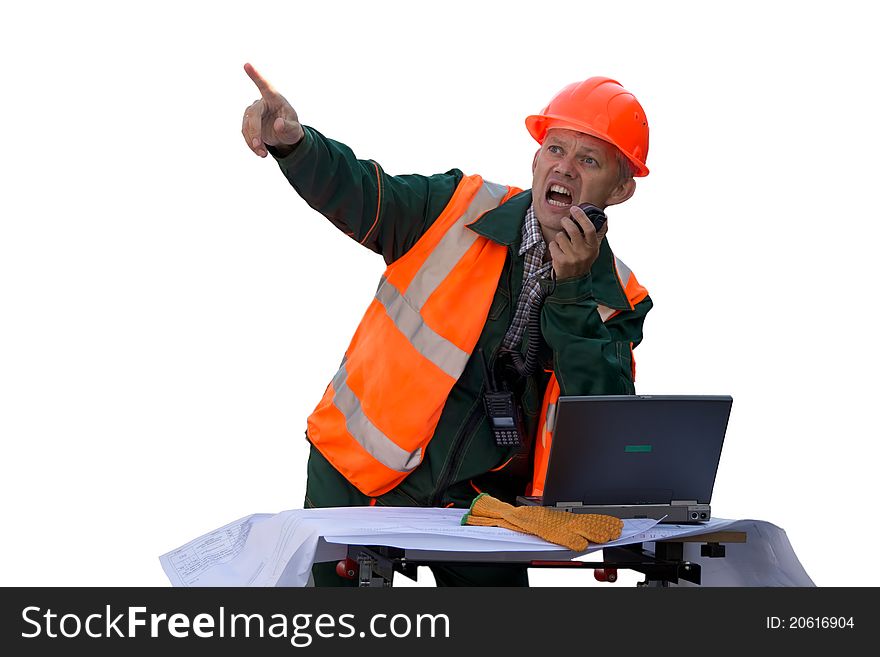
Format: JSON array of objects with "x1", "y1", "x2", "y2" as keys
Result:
[
  {"x1": 576, "y1": 203, "x2": 607, "y2": 234},
  {"x1": 480, "y1": 349, "x2": 526, "y2": 448},
  {"x1": 484, "y1": 390, "x2": 523, "y2": 447}
]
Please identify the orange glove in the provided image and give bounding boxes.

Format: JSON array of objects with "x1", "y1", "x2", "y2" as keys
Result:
[{"x1": 461, "y1": 494, "x2": 623, "y2": 551}]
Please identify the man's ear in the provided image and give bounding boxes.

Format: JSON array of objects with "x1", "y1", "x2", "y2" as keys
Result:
[
  {"x1": 532, "y1": 149, "x2": 540, "y2": 174},
  {"x1": 606, "y1": 178, "x2": 636, "y2": 208}
]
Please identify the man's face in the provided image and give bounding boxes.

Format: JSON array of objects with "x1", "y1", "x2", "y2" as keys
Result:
[{"x1": 531, "y1": 128, "x2": 634, "y2": 237}]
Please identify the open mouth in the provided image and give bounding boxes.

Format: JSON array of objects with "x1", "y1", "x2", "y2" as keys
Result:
[{"x1": 545, "y1": 183, "x2": 573, "y2": 208}]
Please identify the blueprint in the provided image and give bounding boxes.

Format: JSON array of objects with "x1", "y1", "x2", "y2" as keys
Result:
[
  {"x1": 160, "y1": 506, "x2": 656, "y2": 587},
  {"x1": 159, "y1": 507, "x2": 814, "y2": 587}
]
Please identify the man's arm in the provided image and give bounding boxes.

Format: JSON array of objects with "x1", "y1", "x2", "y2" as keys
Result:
[
  {"x1": 269, "y1": 127, "x2": 462, "y2": 263},
  {"x1": 540, "y1": 274, "x2": 652, "y2": 395},
  {"x1": 241, "y1": 63, "x2": 461, "y2": 263},
  {"x1": 536, "y1": 205, "x2": 651, "y2": 394}
]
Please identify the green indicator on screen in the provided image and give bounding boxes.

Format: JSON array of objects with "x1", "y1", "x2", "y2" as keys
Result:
[{"x1": 625, "y1": 445, "x2": 652, "y2": 453}]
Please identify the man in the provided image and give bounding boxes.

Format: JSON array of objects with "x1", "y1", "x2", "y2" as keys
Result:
[{"x1": 241, "y1": 63, "x2": 652, "y2": 586}]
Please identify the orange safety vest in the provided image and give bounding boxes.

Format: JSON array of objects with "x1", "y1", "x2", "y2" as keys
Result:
[
  {"x1": 527, "y1": 258, "x2": 649, "y2": 496},
  {"x1": 307, "y1": 175, "x2": 521, "y2": 497}
]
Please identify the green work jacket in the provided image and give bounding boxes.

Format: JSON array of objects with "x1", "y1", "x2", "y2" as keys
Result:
[{"x1": 271, "y1": 127, "x2": 652, "y2": 509}]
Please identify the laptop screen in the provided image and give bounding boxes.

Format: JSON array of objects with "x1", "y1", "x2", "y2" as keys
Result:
[{"x1": 541, "y1": 395, "x2": 733, "y2": 507}]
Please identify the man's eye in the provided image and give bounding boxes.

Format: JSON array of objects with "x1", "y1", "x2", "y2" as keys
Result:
[
  {"x1": 548, "y1": 145, "x2": 562, "y2": 154},
  {"x1": 582, "y1": 157, "x2": 596, "y2": 165}
]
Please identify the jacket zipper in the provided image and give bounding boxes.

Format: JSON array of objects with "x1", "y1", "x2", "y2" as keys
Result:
[
  {"x1": 430, "y1": 338, "x2": 506, "y2": 507},
  {"x1": 430, "y1": 391, "x2": 486, "y2": 508}
]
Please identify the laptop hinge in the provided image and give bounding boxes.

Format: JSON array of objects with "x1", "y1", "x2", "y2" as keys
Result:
[
  {"x1": 554, "y1": 501, "x2": 583, "y2": 508},
  {"x1": 670, "y1": 500, "x2": 699, "y2": 505}
]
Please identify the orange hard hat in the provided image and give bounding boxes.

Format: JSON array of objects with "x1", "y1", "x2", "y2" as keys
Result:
[{"x1": 525, "y1": 77, "x2": 650, "y2": 177}]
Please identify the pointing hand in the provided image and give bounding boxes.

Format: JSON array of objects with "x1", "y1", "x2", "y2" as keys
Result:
[{"x1": 241, "y1": 63, "x2": 304, "y2": 158}]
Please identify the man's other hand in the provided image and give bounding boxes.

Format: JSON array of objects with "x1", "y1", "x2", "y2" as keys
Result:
[{"x1": 241, "y1": 63, "x2": 305, "y2": 158}]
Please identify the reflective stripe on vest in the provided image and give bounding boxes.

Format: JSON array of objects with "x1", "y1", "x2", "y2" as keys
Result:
[
  {"x1": 529, "y1": 256, "x2": 648, "y2": 498},
  {"x1": 597, "y1": 256, "x2": 649, "y2": 322},
  {"x1": 307, "y1": 175, "x2": 520, "y2": 497}
]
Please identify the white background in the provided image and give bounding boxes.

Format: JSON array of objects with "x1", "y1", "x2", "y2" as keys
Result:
[{"x1": 2, "y1": 0, "x2": 878, "y2": 588}]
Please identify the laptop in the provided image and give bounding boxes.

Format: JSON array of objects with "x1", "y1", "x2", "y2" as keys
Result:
[{"x1": 516, "y1": 395, "x2": 733, "y2": 523}]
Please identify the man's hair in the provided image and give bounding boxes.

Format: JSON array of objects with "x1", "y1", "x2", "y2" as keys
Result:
[{"x1": 616, "y1": 150, "x2": 636, "y2": 184}]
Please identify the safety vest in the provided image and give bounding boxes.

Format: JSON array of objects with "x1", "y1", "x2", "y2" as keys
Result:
[
  {"x1": 307, "y1": 175, "x2": 522, "y2": 497},
  {"x1": 528, "y1": 258, "x2": 649, "y2": 496}
]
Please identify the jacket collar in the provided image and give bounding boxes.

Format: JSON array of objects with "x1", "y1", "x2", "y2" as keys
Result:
[{"x1": 468, "y1": 189, "x2": 632, "y2": 310}]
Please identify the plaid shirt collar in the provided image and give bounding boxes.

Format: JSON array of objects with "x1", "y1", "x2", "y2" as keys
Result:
[
  {"x1": 520, "y1": 204, "x2": 553, "y2": 275},
  {"x1": 519, "y1": 203, "x2": 543, "y2": 255}
]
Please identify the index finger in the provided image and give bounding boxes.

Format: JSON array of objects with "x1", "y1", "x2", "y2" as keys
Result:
[{"x1": 244, "y1": 62, "x2": 278, "y2": 99}]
